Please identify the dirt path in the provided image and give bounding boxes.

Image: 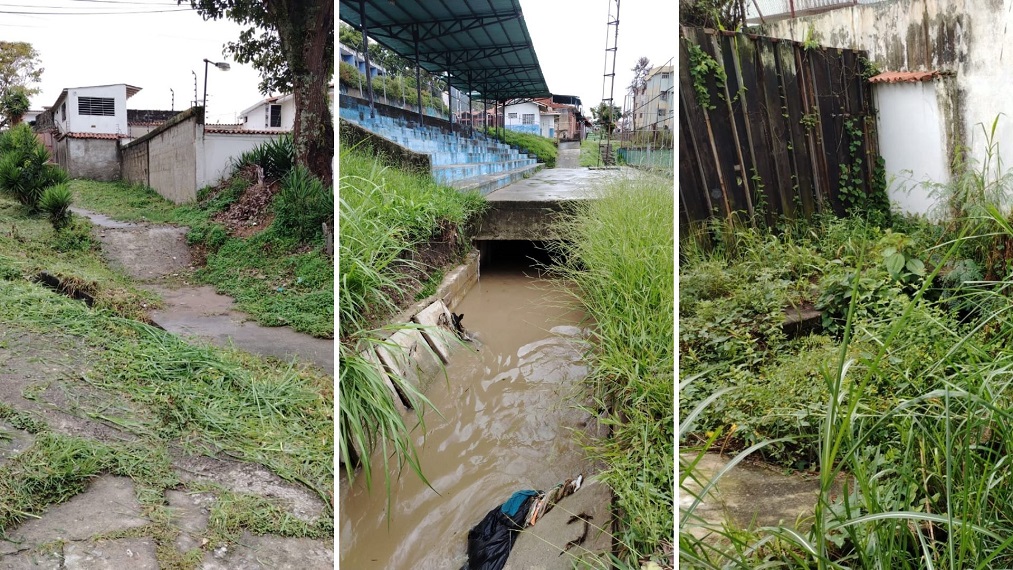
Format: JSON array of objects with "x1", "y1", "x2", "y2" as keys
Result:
[{"x1": 72, "y1": 207, "x2": 333, "y2": 374}]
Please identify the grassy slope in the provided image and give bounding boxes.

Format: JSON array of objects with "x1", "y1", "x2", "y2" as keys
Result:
[
  {"x1": 0, "y1": 199, "x2": 332, "y2": 565},
  {"x1": 677, "y1": 211, "x2": 1013, "y2": 567},
  {"x1": 0, "y1": 193, "x2": 157, "y2": 319},
  {"x1": 338, "y1": 142, "x2": 485, "y2": 338},
  {"x1": 556, "y1": 172, "x2": 675, "y2": 563},
  {"x1": 338, "y1": 141, "x2": 485, "y2": 491},
  {"x1": 484, "y1": 127, "x2": 558, "y2": 167},
  {"x1": 69, "y1": 178, "x2": 333, "y2": 338}
]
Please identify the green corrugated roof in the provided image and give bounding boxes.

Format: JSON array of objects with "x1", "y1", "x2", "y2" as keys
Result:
[{"x1": 338, "y1": 0, "x2": 550, "y2": 101}]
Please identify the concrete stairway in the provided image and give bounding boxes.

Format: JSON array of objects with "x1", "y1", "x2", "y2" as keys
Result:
[{"x1": 339, "y1": 102, "x2": 541, "y2": 195}]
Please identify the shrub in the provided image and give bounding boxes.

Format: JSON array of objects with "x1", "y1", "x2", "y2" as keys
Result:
[
  {"x1": 38, "y1": 184, "x2": 74, "y2": 231},
  {"x1": 231, "y1": 135, "x2": 295, "y2": 182},
  {"x1": 273, "y1": 166, "x2": 333, "y2": 242},
  {"x1": 0, "y1": 124, "x2": 69, "y2": 211},
  {"x1": 51, "y1": 218, "x2": 95, "y2": 253}
]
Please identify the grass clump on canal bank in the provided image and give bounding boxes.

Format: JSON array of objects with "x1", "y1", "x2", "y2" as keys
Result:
[
  {"x1": 679, "y1": 127, "x2": 1013, "y2": 567},
  {"x1": 554, "y1": 172, "x2": 674, "y2": 566},
  {"x1": 338, "y1": 137, "x2": 485, "y2": 489}
]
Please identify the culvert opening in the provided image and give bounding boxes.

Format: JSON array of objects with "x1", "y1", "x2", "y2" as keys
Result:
[{"x1": 476, "y1": 240, "x2": 569, "y2": 272}]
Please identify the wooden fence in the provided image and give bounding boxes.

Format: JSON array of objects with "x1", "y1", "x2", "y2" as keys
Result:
[{"x1": 679, "y1": 27, "x2": 882, "y2": 230}]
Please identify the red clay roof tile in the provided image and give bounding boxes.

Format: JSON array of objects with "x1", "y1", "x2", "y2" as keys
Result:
[{"x1": 868, "y1": 70, "x2": 941, "y2": 84}]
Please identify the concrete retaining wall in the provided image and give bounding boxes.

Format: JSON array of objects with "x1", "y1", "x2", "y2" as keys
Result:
[
  {"x1": 338, "y1": 119, "x2": 431, "y2": 175},
  {"x1": 346, "y1": 251, "x2": 480, "y2": 464},
  {"x1": 120, "y1": 107, "x2": 286, "y2": 204}
]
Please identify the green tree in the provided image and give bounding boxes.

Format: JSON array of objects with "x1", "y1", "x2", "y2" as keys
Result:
[
  {"x1": 628, "y1": 57, "x2": 651, "y2": 130},
  {"x1": 1, "y1": 87, "x2": 29, "y2": 128},
  {"x1": 591, "y1": 102, "x2": 622, "y2": 134},
  {"x1": 680, "y1": 0, "x2": 748, "y2": 30},
  {"x1": 0, "y1": 42, "x2": 43, "y2": 129},
  {"x1": 179, "y1": 1, "x2": 334, "y2": 186}
]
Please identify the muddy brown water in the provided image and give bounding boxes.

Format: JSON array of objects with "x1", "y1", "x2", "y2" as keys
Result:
[{"x1": 339, "y1": 267, "x2": 594, "y2": 569}]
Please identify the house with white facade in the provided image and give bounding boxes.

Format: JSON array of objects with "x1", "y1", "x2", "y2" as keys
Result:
[
  {"x1": 238, "y1": 86, "x2": 334, "y2": 132},
  {"x1": 33, "y1": 84, "x2": 140, "y2": 181},
  {"x1": 638, "y1": 65, "x2": 674, "y2": 131},
  {"x1": 503, "y1": 100, "x2": 546, "y2": 136}
]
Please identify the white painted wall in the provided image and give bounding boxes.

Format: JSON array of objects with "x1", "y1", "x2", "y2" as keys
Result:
[
  {"x1": 198, "y1": 131, "x2": 282, "y2": 189},
  {"x1": 66, "y1": 85, "x2": 128, "y2": 135},
  {"x1": 874, "y1": 81, "x2": 949, "y2": 217},
  {"x1": 540, "y1": 113, "x2": 554, "y2": 138},
  {"x1": 504, "y1": 101, "x2": 541, "y2": 135}
]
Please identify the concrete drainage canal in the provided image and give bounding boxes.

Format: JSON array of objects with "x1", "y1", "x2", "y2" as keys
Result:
[{"x1": 339, "y1": 241, "x2": 612, "y2": 569}]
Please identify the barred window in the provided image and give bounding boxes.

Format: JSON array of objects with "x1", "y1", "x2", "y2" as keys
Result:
[
  {"x1": 78, "y1": 97, "x2": 115, "y2": 116},
  {"x1": 266, "y1": 104, "x2": 282, "y2": 127},
  {"x1": 522, "y1": 114, "x2": 535, "y2": 125}
]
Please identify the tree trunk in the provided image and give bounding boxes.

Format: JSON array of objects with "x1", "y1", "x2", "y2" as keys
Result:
[{"x1": 268, "y1": 0, "x2": 334, "y2": 187}]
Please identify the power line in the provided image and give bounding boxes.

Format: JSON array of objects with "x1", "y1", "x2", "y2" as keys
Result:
[{"x1": 0, "y1": 7, "x2": 190, "y2": 14}]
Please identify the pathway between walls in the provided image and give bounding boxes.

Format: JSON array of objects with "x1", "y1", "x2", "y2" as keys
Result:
[{"x1": 72, "y1": 207, "x2": 333, "y2": 375}]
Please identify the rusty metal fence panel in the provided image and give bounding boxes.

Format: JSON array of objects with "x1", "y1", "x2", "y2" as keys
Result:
[{"x1": 679, "y1": 27, "x2": 880, "y2": 230}]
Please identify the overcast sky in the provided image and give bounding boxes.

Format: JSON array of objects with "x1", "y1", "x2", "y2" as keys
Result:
[
  {"x1": 519, "y1": 0, "x2": 676, "y2": 111},
  {"x1": 3, "y1": 0, "x2": 266, "y2": 124},
  {"x1": 7, "y1": 1, "x2": 674, "y2": 124}
]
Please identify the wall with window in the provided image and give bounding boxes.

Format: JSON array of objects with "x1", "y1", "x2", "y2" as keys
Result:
[
  {"x1": 65, "y1": 85, "x2": 128, "y2": 135},
  {"x1": 503, "y1": 101, "x2": 542, "y2": 135}
]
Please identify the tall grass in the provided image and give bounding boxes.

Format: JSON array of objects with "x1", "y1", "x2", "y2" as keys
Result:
[
  {"x1": 338, "y1": 143, "x2": 484, "y2": 494},
  {"x1": 679, "y1": 125, "x2": 1013, "y2": 567},
  {"x1": 553, "y1": 172, "x2": 674, "y2": 564}
]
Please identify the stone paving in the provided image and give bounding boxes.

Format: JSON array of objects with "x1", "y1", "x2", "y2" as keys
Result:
[{"x1": 0, "y1": 474, "x2": 333, "y2": 569}]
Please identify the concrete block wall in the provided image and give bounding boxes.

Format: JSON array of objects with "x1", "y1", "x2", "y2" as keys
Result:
[
  {"x1": 67, "y1": 139, "x2": 120, "y2": 181},
  {"x1": 147, "y1": 116, "x2": 198, "y2": 203},
  {"x1": 121, "y1": 140, "x2": 148, "y2": 187}
]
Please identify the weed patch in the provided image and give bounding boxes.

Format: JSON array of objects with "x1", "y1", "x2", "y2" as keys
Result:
[{"x1": 553, "y1": 173, "x2": 674, "y2": 565}]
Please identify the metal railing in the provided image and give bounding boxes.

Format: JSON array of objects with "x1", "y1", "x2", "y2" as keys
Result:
[{"x1": 747, "y1": 0, "x2": 885, "y2": 22}]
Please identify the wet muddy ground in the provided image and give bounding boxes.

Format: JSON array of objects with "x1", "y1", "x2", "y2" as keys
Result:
[
  {"x1": 339, "y1": 266, "x2": 610, "y2": 569},
  {"x1": 73, "y1": 208, "x2": 333, "y2": 374},
  {"x1": 0, "y1": 209, "x2": 334, "y2": 567}
]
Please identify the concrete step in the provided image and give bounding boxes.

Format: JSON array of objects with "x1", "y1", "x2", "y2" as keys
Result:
[
  {"x1": 450, "y1": 163, "x2": 543, "y2": 196},
  {"x1": 433, "y1": 159, "x2": 537, "y2": 185},
  {"x1": 342, "y1": 108, "x2": 540, "y2": 187}
]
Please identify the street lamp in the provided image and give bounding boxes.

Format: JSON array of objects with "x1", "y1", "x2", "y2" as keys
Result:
[{"x1": 202, "y1": 58, "x2": 230, "y2": 132}]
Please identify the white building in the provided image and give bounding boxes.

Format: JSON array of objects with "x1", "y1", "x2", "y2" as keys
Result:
[
  {"x1": 239, "y1": 86, "x2": 334, "y2": 132},
  {"x1": 34, "y1": 84, "x2": 141, "y2": 181},
  {"x1": 636, "y1": 65, "x2": 673, "y2": 131},
  {"x1": 50, "y1": 84, "x2": 138, "y2": 137},
  {"x1": 503, "y1": 100, "x2": 547, "y2": 137}
]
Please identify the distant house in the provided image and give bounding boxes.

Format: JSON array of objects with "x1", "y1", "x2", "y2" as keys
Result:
[
  {"x1": 18, "y1": 109, "x2": 44, "y2": 126},
  {"x1": 501, "y1": 96, "x2": 589, "y2": 140},
  {"x1": 238, "y1": 86, "x2": 334, "y2": 132},
  {"x1": 503, "y1": 100, "x2": 545, "y2": 136},
  {"x1": 32, "y1": 84, "x2": 138, "y2": 181},
  {"x1": 637, "y1": 65, "x2": 674, "y2": 131}
]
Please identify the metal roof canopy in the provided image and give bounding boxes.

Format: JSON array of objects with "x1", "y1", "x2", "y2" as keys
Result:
[{"x1": 338, "y1": 0, "x2": 550, "y2": 101}]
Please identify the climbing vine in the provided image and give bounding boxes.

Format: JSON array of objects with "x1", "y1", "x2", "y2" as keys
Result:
[
  {"x1": 838, "y1": 116, "x2": 890, "y2": 224},
  {"x1": 685, "y1": 38, "x2": 727, "y2": 111}
]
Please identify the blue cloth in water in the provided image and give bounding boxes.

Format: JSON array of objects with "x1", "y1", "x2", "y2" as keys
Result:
[{"x1": 500, "y1": 490, "x2": 538, "y2": 518}]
